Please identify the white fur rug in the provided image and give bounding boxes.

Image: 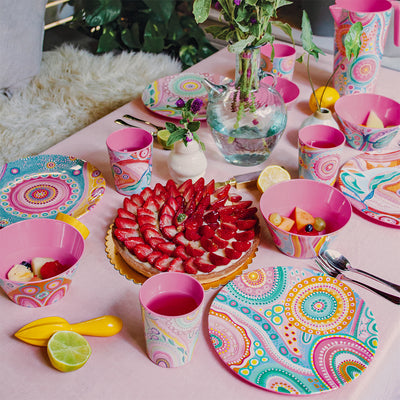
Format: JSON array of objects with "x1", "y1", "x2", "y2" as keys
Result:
[{"x1": 0, "y1": 44, "x2": 182, "y2": 164}]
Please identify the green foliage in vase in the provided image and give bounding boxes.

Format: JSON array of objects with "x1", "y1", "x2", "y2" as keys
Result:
[
  {"x1": 69, "y1": 0, "x2": 217, "y2": 69},
  {"x1": 297, "y1": 10, "x2": 363, "y2": 111}
]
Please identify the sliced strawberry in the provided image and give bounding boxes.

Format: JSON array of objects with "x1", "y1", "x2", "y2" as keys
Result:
[
  {"x1": 137, "y1": 214, "x2": 157, "y2": 228},
  {"x1": 186, "y1": 242, "x2": 205, "y2": 257},
  {"x1": 210, "y1": 196, "x2": 228, "y2": 211},
  {"x1": 214, "y1": 184, "x2": 230, "y2": 199},
  {"x1": 147, "y1": 250, "x2": 163, "y2": 266},
  {"x1": 183, "y1": 257, "x2": 198, "y2": 274},
  {"x1": 178, "y1": 179, "x2": 193, "y2": 195},
  {"x1": 234, "y1": 207, "x2": 258, "y2": 219},
  {"x1": 139, "y1": 223, "x2": 158, "y2": 234},
  {"x1": 166, "y1": 180, "x2": 181, "y2": 199},
  {"x1": 200, "y1": 237, "x2": 218, "y2": 253},
  {"x1": 207, "y1": 221, "x2": 220, "y2": 231},
  {"x1": 159, "y1": 213, "x2": 174, "y2": 229},
  {"x1": 147, "y1": 237, "x2": 167, "y2": 249},
  {"x1": 174, "y1": 245, "x2": 190, "y2": 261},
  {"x1": 113, "y1": 228, "x2": 140, "y2": 242},
  {"x1": 198, "y1": 225, "x2": 215, "y2": 239},
  {"x1": 123, "y1": 197, "x2": 138, "y2": 215},
  {"x1": 213, "y1": 235, "x2": 229, "y2": 249},
  {"x1": 183, "y1": 186, "x2": 195, "y2": 209},
  {"x1": 185, "y1": 196, "x2": 197, "y2": 216},
  {"x1": 174, "y1": 205, "x2": 187, "y2": 226},
  {"x1": 174, "y1": 232, "x2": 190, "y2": 246},
  {"x1": 204, "y1": 210, "x2": 219, "y2": 223},
  {"x1": 168, "y1": 257, "x2": 185, "y2": 272},
  {"x1": 154, "y1": 255, "x2": 171, "y2": 272},
  {"x1": 115, "y1": 217, "x2": 139, "y2": 230},
  {"x1": 232, "y1": 241, "x2": 251, "y2": 252},
  {"x1": 219, "y1": 214, "x2": 237, "y2": 223},
  {"x1": 184, "y1": 228, "x2": 201, "y2": 241},
  {"x1": 194, "y1": 257, "x2": 215, "y2": 273},
  {"x1": 219, "y1": 202, "x2": 252, "y2": 216},
  {"x1": 118, "y1": 208, "x2": 137, "y2": 221},
  {"x1": 137, "y1": 207, "x2": 156, "y2": 217},
  {"x1": 141, "y1": 187, "x2": 153, "y2": 201},
  {"x1": 153, "y1": 182, "x2": 167, "y2": 198},
  {"x1": 209, "y1": 252, "x2": 230, "y2": 266},
  {"x1": 142, "y1": 227, "x2": 163, "y2": 243},
  {"x1": 130, "y1": 193, "x2": 144, "y2": 207},
  {"x1": 220, "y1": 221, "x2": 237, "y2": 233},
  {"x1": 161, "y1": 225, "x2": 179, "y2": 240},
  {"x1": 235, "y1": 230, "x2": 255, "y2": 242},
  {"x1": 193, "y1": 177, "x2": 205, "y2": 194},
  {"x1": 224, "y1": 247, "x2": 242, "y2": 260},
  {"x1": 143, "y1": 196, "x2": 160, "y2": 213},
  {"x1": 40, "y1": 261, "x2": 67, "y2": 279},
  {"x1": 156, "y1": 241, "x2": 176, "y2": 256},
  {"x1": 153, "y1": 195, "x2": 165, "y2": 209},
  {"x1": 160, "y1": 203, "x2": 175, "y2": 218},
  {"x1": 229, "y1": 194, "x2": 242, "y2": 203},
  {"x1": 124, "y1": 237, "x2": 145, "y2": 251},
  {"x1": 133, "y1": 244, "x2": 153, "y2": 262},
  {"x1": 185, "y1": 214, "x2": 202, "y2": 230},
  {"x1": 216, "y1": 228, "x2": 235, "y2": 240},
  {"x1": 195, "y1": 193, "x2": 210, "y2": 215},
  {"x1": 236, "y1": 219, "x2": 257, "y2": 230},
  {"x1": 203, "y1": 179, "x2": 215, "y2": 195}
]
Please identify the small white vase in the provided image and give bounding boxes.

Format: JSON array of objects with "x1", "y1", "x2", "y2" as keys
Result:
[
  {"x1": 300, "y1": 108, "x2": 340, "y2": 130},
  {"x1": 168, "y1": 140, "x2": 207, "y2": 184}
]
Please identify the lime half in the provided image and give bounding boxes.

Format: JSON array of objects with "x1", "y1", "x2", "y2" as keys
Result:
[
  {"x1": 157, "y1": 129, "x2": 173, "y2": 150},
  {"x1": 257, "y1": 165, "x2": 291, "y2": 193},
  {"x1": 47, "y1": 331, "x2": 92, "y2": 372}
]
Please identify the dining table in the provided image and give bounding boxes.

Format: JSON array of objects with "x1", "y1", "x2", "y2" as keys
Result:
[{"x1": 1, "y1": 43, "x2": 400, "y2": 400}]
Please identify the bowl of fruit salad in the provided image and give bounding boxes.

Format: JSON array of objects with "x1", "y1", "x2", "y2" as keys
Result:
[
  {"x1": 260, "y1": 179, "x2": 352, "y2": 258},
  {"x1": 0, "y1": 218, "x2": 85, "y2": 307},
  {"x1": 334, "y1": 93, "x2": 400, "y2": 151}
]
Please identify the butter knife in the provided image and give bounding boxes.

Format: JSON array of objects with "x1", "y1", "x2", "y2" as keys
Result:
[{"x1": 215, "y1": 170, "x2": 262, "y2": 189}]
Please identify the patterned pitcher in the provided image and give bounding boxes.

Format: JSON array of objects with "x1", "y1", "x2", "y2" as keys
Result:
[{"x1": 330, "y1": 0, "x2": 400, "y2": 95}]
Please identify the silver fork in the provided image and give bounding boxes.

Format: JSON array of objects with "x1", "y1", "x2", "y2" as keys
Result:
[
  {"x1": 114, "y1": 119, "x2": 158, "y2": 137},
  {"x1": 315, "y1": 256, "x2": 400, "y2": 305}
]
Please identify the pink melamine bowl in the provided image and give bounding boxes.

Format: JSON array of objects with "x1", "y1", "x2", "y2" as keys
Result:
[
  {"x1": 335, "y1": 93, "x2": 400, "y2": 151},
  {"x1": 260, "y1": 179, "x2": 352, "y2": 258},
  {"x1": 262, "y1": 76, "x2": 300, "y2": 108},
  {"x1": 0, "y1": 218, "x2": 85, "y2": 307}
]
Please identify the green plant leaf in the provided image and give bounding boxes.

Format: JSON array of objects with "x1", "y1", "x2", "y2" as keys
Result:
[
  {"x1": 121, "y1": 23, "x2": 141, "y2": 48},
  {"x1": 300, "y1": 10, "x2": 325, "y2": 60},
  {"x1": 344, "y1": 21, "x2": 363, "y2": 60},
  {"x1": 180, "y1": 45, "x2": 198, "y2": 68},
  {"x1": 272, "y1": 20, "x2": 294, "y2": 46},
  {"x1": 187, "y1": 121, "x2": 201, "y2": 132},
  {"x1": 229, "y1": 36, "x2": 256, "y2": 53},
  {"x1": 165, "y1": 122, "x2": 178, "y2": 133},
  {"x1": 166, "y1": 128, "x2": 187, "y2": 145},
  {"x1": 143, "y1": 0, "x2": 175, "y2": 22},
  {"x1": 97, "y1": 26, "x2": 120, "y2": 52},
  {"x1": 193, "y1": 0, "x2": 212, "y2": 23},
  {"x1": 82, "y1": 0, "x2": 122, "y2": 27}
]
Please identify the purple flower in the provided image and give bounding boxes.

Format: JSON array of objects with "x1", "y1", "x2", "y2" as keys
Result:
[
  {"x1": 234, "y1": 0, "x2": 241, "y2": 5},
  {"x1": 176, "y1": 98, "x2": 185, "y2": 108},
  {"x1": 190, "y1": 98, "x2": 203, "y2": 114},
  {"x1": 214, "y1": 1, "x2": 222, "y2": 11},
  {"x1": 185, "y1": 132, "x2": 194, "y2": 142},
  {"x1": 250, "y1": 17, "x2": 257, "y2": 24}
]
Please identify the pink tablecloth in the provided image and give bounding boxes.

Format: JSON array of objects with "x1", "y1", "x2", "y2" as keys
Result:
[{"x1": 1, "y1": 46, "x2": 400, "y2": 400}]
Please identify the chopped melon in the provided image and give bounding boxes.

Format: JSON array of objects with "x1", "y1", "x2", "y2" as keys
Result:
[
  {"x1": 31, "y1": 257, "x2": 54, "y2": 277},
  {"x1": 366, "y1": 110, "x2": 384, "y2": 129},
  {"x1": 278, "y1": 216, "x2": 295, "y2": 232},
  {"x1": 294, "y1": 207, "x2": 315, "y2": 231}
]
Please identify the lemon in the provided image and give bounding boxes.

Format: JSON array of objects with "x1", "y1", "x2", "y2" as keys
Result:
[
  {"x1": 157, "y1": 129, "x2": 173, "y2": 150},
  {"x1": 257, "y1": 165, "x2": 291, "y2": 193},
  {"x1": 47, "y1": 331, "x2": 92, "y2": 372},
  {"x1": 309, "y1": 86, "x2": 340, "y2": 113}
]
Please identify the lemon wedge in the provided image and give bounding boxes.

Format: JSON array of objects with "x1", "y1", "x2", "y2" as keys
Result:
[{"x1": 257, "y1": 165, "x2": 291, "y2": 193}]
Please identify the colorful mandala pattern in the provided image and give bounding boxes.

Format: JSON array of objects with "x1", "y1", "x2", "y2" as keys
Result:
[
  {"x1": 0, "y1": 155, "x2": 105, "y2": 226},
  {"x1": 332, "y1": 8, "x2": 392, "y2": 94},
  {"x1": 141, "y1": 73, "x2": 227, "y2": 120},
  {"x1": 209, "y1": 266, "x2": 378, "y2": 395}
]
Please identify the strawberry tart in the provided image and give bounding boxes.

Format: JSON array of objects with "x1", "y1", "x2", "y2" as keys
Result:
[{"x1": 111, "y1": 178, "x2": 260, "y2": 286}]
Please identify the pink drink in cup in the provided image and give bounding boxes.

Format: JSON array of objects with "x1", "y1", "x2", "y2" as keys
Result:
[
  {"x1": 106, "y1": 127, "x2": 153, "y2": 196},
  {"x1": 139, "y1": 272, "x2": 204, "y2": 368},
  {"x1": 298, "y1": 125, "x2": 346, "y2": 186}
]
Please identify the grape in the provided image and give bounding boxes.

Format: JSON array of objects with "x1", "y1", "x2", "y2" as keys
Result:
[
  {"x1": 313, "y1": 217, "x2": 326, "y2": 232},
  {"x1": 269, "y1": 213, "x2": 282, "y2": 226},
  {"x1": 305, "y1": 224, "x2": 313, "y2": 232}
]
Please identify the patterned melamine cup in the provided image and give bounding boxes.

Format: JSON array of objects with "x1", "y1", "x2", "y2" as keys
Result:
[
  {"x1": 106, "y1": 128, "x2": 153, "y2": 196},
  {"x1": 261, "y1": 43, "x2": 296, "y2": 81},
  {"x1": 298, "y1": 125, "x2": 346, "y2": 186},
  {"x1": 139, "y1": 272, "x2": 204, "y2": 368}
]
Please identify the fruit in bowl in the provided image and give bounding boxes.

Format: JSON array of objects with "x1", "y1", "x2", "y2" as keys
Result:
[
  {"x1": 0, "y1": 219, "x2": 85, "y2": 307},
  {"x1": 260, "y1": 179, "x2": 352, "y2": 258},
  {"x1": 334, "y1": 93, "x2": 400, "y2": 151}
]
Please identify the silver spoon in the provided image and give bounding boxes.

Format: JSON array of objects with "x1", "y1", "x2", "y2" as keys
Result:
[
  {"x1": 315, "y1": 256, "x2": 400, "y2": 304},
  {"x1": 114, "y1": 119, "x2": 157, "y2": 137},
  {"x1": 321, "y1": 249, "x2": 400, "y2": 293},
  {"x1": 123, "y1": 114, "x2": 164, "y2": 131}
]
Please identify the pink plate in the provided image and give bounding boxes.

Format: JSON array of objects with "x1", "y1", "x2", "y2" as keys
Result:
[
  {"x1": 141, "y1": 72, "x2": 228, "y2": 120},
  {"x1": 209, "y1": 266, "x2": 378, "y2": 395},
  {"x1": 338, "y1": 150, "x2": 400, "y2": 227}
]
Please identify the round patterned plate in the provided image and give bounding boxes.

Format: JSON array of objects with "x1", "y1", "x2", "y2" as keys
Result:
[
  {"x1": 0, "y1": 155, "x2": 106, "y2": 227},
  {"x1": 208, "y1": 266, "x2": 378, "y2": 395},
  {"x1": 338, "y1": 150, "x2": 400, "y2": 228},
  {"x1": 141, "y1": 72, "x2": 228, "y2": 120}
]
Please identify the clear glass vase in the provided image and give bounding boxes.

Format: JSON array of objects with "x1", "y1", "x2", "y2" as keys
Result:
[{"x1": 205, "y1": 47, "x2": 287, "y2": 166}]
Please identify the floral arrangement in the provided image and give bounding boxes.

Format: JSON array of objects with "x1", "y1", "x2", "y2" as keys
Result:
[
  {"x1": 166, "y1": 98, "x2": 206, "y2": 150},
  {"x1": 298, "y1": 10, "x2": 362, "y2": 112}
]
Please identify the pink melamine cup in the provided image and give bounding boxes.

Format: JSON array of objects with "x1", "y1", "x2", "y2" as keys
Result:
[
  {"x1": 261, "y1": 43, "x2": 296, "y2": 81},
  {"x1": 106, "y1": 128, "x2": 153, "y2": 196},
  {"x1": 139, "y1": 272, "x2": 204, "y2": 368},
  {"x1": 298, "y1": 125, "x2": 346, "y2": 186}
]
